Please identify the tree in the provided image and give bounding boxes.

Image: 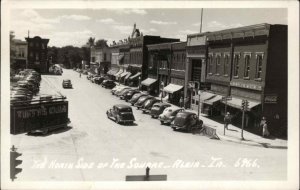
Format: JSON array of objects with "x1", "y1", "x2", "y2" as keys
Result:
[
  {"x1": 86, "y1": 37, "x2": 95, "y2": 47},
  {"x1": 95, "y1": 39, "x2": 108, "y2": 48}
]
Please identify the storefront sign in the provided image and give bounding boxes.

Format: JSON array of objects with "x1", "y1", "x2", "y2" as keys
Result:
[
  {"x1": 230, "y1": 81, "x2": 262, "y2": 91},
  {"x1": 264, "y1": 95, "x2": 278, "y2": 104}
]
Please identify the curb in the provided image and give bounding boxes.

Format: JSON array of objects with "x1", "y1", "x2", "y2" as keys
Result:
[{"x1": 216, "y1": 133, "x2": 288, "y2": 149}]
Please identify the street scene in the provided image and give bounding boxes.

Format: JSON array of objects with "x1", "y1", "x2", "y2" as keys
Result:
[
  {"x1": 10, "y1": 69, "x2": 287, "y2": 181},
  {"x1": 5, "y1": 6, "x2": 296, "y2": 187}
]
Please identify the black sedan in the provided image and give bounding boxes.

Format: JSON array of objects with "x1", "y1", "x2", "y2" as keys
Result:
[
  {"x1": 62, "y1": 79, "x2": 73, "y2": 88},
  {"x1": 121, "y1": 89, "x2": 140, "y2": 101},
  {"x1": 106, "y1": 104, "x2": 135, "y2": 125},
  {"x1": 171, "y1": 111, "x2": 203, "y2": 132},
  {"x1": 134, "y1": 95, "x2": 153, "y2": 109},
  {"x1": 129, "y1": 93, "x2": 147, "y2": 106},
  {"x1": 150, "y1": 102, "x2": 171, "y2": 118},
  {"x1": 101, "y1": 80, "x2": 116, "y2": 89},
  {"x1": 141, "y1": 97, "x2": 160, "y2": 114}
]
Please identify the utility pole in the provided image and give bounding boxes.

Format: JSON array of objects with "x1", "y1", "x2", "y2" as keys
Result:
[{"x1": 200, "y1": 8, "x2": 203, "y2": 33}]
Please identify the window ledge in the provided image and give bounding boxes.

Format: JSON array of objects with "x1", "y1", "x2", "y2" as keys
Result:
[
  {"x1": 243, "y1": 77, "x2": 250, "y2": 80},
  {"x1": 233, "y1": 76, "x2": 239, "y2": 79},
  {"x1": 215, "y1": 73, "x2": 220, "y2": 76},
  {"x1": 223, "y1": 74, "x2": 229, "y2": 77},
  {"x1": 208, "y1": 73, "x2": 213, "y2": 75},
  {"x1": 254, "y1": 78, "x2": 262, "y2": 81}
]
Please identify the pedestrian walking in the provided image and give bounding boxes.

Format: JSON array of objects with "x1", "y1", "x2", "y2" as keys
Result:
[
  {"x1": 224, "y1": 112, "x2": 231, "y2": 130},
  {"x1": 79, "y1": 73, "x2": 81, "y2": 78},
  {"x1": 260, "y1": 117, "x2": 270, "y2": 138},
  {"x1": 179, "y1": 97, "x2": 183, "y2": 108}
]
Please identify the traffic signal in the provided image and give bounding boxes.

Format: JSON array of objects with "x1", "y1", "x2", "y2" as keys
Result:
[
  {"x1": 241, "y1": 100, "x2": 245, "y2": 110},
  {"x1": 10, "y1": 146, "x2": 22, "y2": 181},
  {"x1": 241, "y1": 100, "x2": 249, "y2": 111}
]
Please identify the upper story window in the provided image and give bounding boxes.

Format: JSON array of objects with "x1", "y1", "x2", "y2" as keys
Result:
[
  {"x1": 223, "y1": 53, "x2": 230, "y2": 76},
  {"x1": 255, "y1": 53, "x2": 264, "y2": 80},
  {"x1": 208, "y1": 53, "x2": 213, "y2": 74},
  {"x1": 104, "y1": 53, "x2": 106, "y2": 61},
  {"x1": 41, "y1": 43, "x2": 45, "y2": 49},
  {"x1": 35, "y1": 54, "x2": 39, "y2": 61},
  {"x1": 233, "y1": 53, "x2": 240, "y2": 78},
  {"x1": 244, "y1": 53, "x2": 251, "y2": 79},
  {"x1": 215, "y1": 53, "x2": 221, "y2": 75}
]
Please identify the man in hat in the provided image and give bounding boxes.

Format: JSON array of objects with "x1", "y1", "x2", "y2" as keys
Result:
[{"x1": 224, "y1": 112, "x2": 231, "y2": 130}]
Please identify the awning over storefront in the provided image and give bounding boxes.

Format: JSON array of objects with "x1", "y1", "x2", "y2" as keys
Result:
[
  {"x1": 120, "y1": 71, "x2": 128, "y2": 78},
  {"x1": 223, "y1": 97, "x2": 260, "y2": 110},
  {"x1": 129, "y1": 72, "x2": 141, "y2": 80},
  {"x1": 124, "y1": 72, "x2": 132, "y2": 80},
  {"x1": 204, "y1": 94, "x2": 223, "y2": 105},
  {"x1": 199, "y1": 91, "x2": 216, "y2": 102},
  {"x1": 141, "y1": 78, "x2": 157, "y2": 86},
  {"x1": 107, "y1": 68, "x2": 118, "y2": 75},
  {"x1": 114, "y1": 70, "x2": 123, "y2": 77},
  {"x1": 163, "y1": 83, "x2": 183, "y2": 94}
]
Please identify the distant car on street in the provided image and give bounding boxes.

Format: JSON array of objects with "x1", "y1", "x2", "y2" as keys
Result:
[
  {"x1": 116, "y1": 87, "x2": 132, "y2": 97},
  {"x1": 91, "y1": 75, "x2": 101, "y2": 83},
  {"x1": 171, "y1": 111, "x2": 203, "y2": 132},
  {"x1": 62, "y1": 79, "x2": 73, "y2": 88},
  {"x1": 111, "y1": 85, "x2": 127, "y2": 95},
  {"x1": 121, "y1": 89, "x2": 140, "y2": 101},
  {"x1": 106, "y1": 104, "x2": 135, "y2": 125},
  {"x1": 129, "y1": 93, "x2": 147, "y2": 106},
  {"x1": 141, "y1": 97, "x2": 160, "y2": 114},
  {"x1": 101, "y1": 80, "x2": 116, "y2": 89},
  {"x1": 134, "y1": 95, "x2": 152, "y2": 109},
  {"x1": 158, "y1": 106, "x2": 184, "y2": 125},
  {"x1": 150, "y1": 102, "x2": 171, "y2": 118},
  {"x1": 94, "y1": 76, "x2": 106, "y2": 84}
]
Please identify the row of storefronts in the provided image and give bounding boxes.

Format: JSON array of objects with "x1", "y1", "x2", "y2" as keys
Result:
[{"x1": 91, "y1": 23, "x2": 287, "y2": 137}]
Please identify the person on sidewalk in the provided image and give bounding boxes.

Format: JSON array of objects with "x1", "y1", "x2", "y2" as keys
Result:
[
  {"x1": 179, "y1": 97, "x2": 184, "y2": 108},
  {"x1": 224, "y1": 112, "x2": 231, "y2": 130},
  {"x1": 260, "y1": 117, "x2": 270, "y2": 138},
  {"x1": 79, "y1": 72, "x2": 81, "y2": 78}
]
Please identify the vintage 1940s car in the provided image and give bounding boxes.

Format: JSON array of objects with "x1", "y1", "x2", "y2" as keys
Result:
[
  {"x1": 106, "y1": 104, "x2": 135, "y2": 125},
  {"x1": 158, "y1": 106, "x2": 184, "y2": 125},
  {"x1": 150, "y1": 102, "x2": 171, "y2": 118},
  {"x1": 171, "y1": 111, "x2": 203, "y2": 132},
  {"x1": 141, "y1": 97, "x2": 160, "y2": 114}
]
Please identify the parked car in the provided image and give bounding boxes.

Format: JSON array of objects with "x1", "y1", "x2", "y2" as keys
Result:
[
  {"x1": 171, "y1": 111, "x2": 203, "y2": 132},
  {"x1": 129, "y1": 93, "x2": 147, "y2": 106},
  {"x1": 91, "y1": 75, "x2": 101, "y2": 83},
  {"x1": 159, "y1": 107, "x2": 184, "y2": 125},
  {"x1": 62, "y1": 79, "x2": 73, "y2": 88},
  {"x1": 111, "y1": 85, "x2": 127, "y2": 95},
  {"x1": 116, "y1": 87, "x2": 133, "y2": 97},
  {"x1": 141, "y1": 98, "x2": 160, "y2": 114},
  {"x1": 150, "y1": 102, "x2": 171, "y2": 118},
  {"x1": 106, "y1": 104, "x2": 135, "y2": 125},
  {"x1": 134, "y1": 95, "x2": 152, "y2": 109},
  {"x1": 94, "y1": 76, "x2": 106, "y2": 84},
  {"x1": 101, "y1": 80, "x2": 116, "y2": 89},
  {"x1": 121, "y1": 89, "x2": 140, "y2": 101}
]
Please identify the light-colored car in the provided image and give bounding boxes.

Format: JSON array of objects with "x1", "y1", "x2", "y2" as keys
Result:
[
  {"x1": 111, "y1": 85, "x2": 127, "y2": 95},
  {"x1": 158, "y1": 106, "x2": 184, "y2": 125}
]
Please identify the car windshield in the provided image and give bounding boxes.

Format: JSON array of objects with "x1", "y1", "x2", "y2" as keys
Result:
[
  {"x1": 119, "y1": 108, "x2": 132, "y2": 112},
  {"x1": 138, "y1": 96, "x2": 147, "y2": 102}
]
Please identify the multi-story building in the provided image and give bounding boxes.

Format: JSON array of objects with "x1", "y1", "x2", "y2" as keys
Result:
[
  {"x1": 11, "y1": 39, "x2": 28, "y2": 70},
  {"x1": 25, "y1": 36, "x2": 49, "y2": 73},
  {"x1": 90, "y1": 46, "x2": 111, "y2": 74},
  {"x1": 203, "y1": 23, "x2": 287, "y2": 136},
  {"x1": 185, "y1": 32, "x2": 209, "y2": 110},
  {"x1": 146, "y1": 42, "x2": 186, "y2": 106}
]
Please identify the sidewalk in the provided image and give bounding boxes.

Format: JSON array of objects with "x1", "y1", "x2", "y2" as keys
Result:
[{"x1": 188, "y1": 110, "x2": 287, "y2": 149}]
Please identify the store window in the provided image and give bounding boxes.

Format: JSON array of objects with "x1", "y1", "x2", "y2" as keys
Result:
[
  {"x1": 255, "y1": 53, "x2": 264, "y2": 79},
  {"x1": 233, "y1": 53, "x2": 240, "y2": 77},
  {"x1": 215, "y1": 54, "x2": 221, "y2": 75},
  {"x1": 208, "y1": 53, "x2": 213, "y2": 74},
  {"x1": 223, "y1": 53, "x2": 230, "y2": 76},
  {"x1": 244, "y1": 53, "x2": 251, "y2": 78}
]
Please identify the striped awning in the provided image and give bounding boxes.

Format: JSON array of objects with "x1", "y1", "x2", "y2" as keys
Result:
[
  {"x1": 141, "y1": 78, "x2": 157, "y2": 86},
  {"x1": 204, "y1": 94, "x2": 223, "y2": 105},
  {"x1": 222, "y1": 97, "x2": 260, "y2": 110},
  {"x1": 163, "y1": 83, "x2": 183, "y2": 94}
]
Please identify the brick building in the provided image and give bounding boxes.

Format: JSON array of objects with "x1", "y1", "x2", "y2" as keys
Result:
[
  {"x1": 203, "y1": 24, "x2": 287, "y2": 136},
  {"x1": 25, "y1": 36, "x2": 49, "y2": 73},
  {"x1": 11, "y1": 39, "x2": 28, "y2": 71}
]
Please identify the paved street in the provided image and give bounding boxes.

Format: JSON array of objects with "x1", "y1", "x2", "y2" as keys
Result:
[{"x1": 11, "y1": 69, "x2": 287, "y2": 181}]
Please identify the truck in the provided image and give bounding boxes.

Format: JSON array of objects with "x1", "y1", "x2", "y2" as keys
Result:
[{"x1": 11, "y1": 96, "x2": 70, "y2": 135}]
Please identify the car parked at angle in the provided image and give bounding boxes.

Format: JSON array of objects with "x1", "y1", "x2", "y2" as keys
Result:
[
  {"x1": 101, "y1": 80, "x2": 116, "y2": 89},
  {"x1": 159, "y1": 106, "x2": 184, "y2": 125},
  {"x1": 94, "y1": 76, "x2": 106, "y2": 84},
  {"x1": 90, "y1": 75, "x2": 101, "y2": 83},
  {"x1": 150, "y1": 102, "x2": 171, "y2": 118},
  {"x1": 129, "y1": 93, "x2": 147, "y2": 106},
  {"x1": 121, "y1": 89, "x2": 140, "y2": 101},
  {"x1": 62, "y1": 79, "x2": 73, "y2": 88},
  {"x1": 141, "y1": 97, "x2": 160, "y2": 114},
  {"x1": 116, "y1": 87, "x2": 134, "y2": 97},
  {"x1": 111, "y1": 85, "x2": 127, "y2": 95},
  {"x1": 171, "y1": 111, "x2": 203, "y2": 132},
  {"x1": 134, "y1": 95, "x2": 153, "y2": 110},
  {"x1": 106, "y1": 104, "x2": 135, "y2": 125}
]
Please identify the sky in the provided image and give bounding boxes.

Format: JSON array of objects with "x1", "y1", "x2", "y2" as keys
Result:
[{"x1": 10, "y1": 8, "x2": 287, "y2": 47}]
